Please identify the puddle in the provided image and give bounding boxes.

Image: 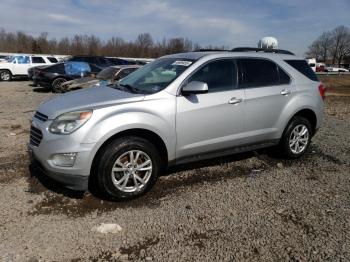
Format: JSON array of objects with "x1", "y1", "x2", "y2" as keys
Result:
[
  {"x1": 28, "y1": 159, "x2": 263, "y2": 217},
  {"x1": 26, "y1": 144, "x2": 345, "y2": 218},
  {"x1": 186, "y1": 229, "x2": 224, "y2": 249}
]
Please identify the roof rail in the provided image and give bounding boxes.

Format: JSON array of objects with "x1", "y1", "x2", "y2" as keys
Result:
[
  {"x1": 231, "y1": 47, "x2": 294, "y2": 55},
  {"x1": 193, "y1": 49, "x2": 228, "y2": 52}
]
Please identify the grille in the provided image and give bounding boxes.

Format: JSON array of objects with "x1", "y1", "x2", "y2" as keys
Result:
[
  {"x1": 30, "y1": 126, "x2": 43, "y2": 147},
  {"x1": 34, "y1": 111, "x2": 48, "y2": 122}
]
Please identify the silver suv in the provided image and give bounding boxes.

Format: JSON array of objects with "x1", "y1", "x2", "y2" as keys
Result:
[{"x1": 29, "y1": 48, "x2": 325, "y2": 201}]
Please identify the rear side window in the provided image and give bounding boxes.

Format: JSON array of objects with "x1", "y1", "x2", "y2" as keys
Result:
[
  {"x1": 47, "y1": 57, "x2": 58, "y2": 63},
  {"x1": 189, "y1": 59, "x2": 237, "y2": 92},
  {"x1": 238, "y1": 59, "x2": 279, "y2": 88},
  {"x1": 285, "y1": 60, "x2": 318, "y2": 82},
  {"x1": 32, "y1": 57, "x2": 45, "y2": 64}
]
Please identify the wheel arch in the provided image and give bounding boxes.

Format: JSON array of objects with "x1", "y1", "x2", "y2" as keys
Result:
[
  {"x1": 283, "y1": 108, "x2": 318, "y2": 137},
  {"x1": 90, "y1": 128, "x2": 169, "y2": 178}
]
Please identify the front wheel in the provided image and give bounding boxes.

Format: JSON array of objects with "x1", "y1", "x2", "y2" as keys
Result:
[
  {"x1": 280, "y1": 116, "x2": 312, "y2": 159},
  {"x1": 96, "y1": 137, "x2": 161, "y2": 201},
  {"x1": 0, "y1": 70, "x2": 12, "y2": 81}
]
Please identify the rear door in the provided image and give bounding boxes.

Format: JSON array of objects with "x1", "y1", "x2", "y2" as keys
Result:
[
  {"x1": 238, "y1": 58, "x2": 293, "y2": 142},
  {"x1": 176, "y1": 59, "x2": 245, "y2": 159}
]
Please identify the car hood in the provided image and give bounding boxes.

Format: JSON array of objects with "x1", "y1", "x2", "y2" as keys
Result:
[{"x1": 37, "y1": 86, "x2": 145, "y2": 119}]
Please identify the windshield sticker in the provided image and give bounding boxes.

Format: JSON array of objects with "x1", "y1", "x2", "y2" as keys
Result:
[{"x1": 172, "y1": 60, "x2": 192, "y2": 66}]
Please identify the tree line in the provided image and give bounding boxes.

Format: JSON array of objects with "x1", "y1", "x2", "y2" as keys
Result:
[
  {"x1": 306, "y1": 25, "x2": 350, "y2": 66},
  {"x1": 0, "y1": 29, "x2": 226, "y2": 58}
]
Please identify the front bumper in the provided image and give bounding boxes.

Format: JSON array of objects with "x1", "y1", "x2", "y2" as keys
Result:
[
  {"x1": 28, "y1": 118, "x2": 97, "y2": 191},
  {"x1": 29, "y1": 152, "x2": 89, "y2": 191}
]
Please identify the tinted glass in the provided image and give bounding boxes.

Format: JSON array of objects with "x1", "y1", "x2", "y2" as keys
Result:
[
  {"x1": 47, "y1": 57, "x2": 58, "y2": 63},
  {"x1": 46, "y1": 63, "x2": 65, "y2": 74},
  {"x1": 278, "y1": 67, "x2": 291, "y2": 85},
  {"x1": 239, "y1": 59, "x2": 279, "y2": 88},
  {"x1": 285, "y1": 60, "x2": 319, "y2": 81},
  {"x1": 32, "y1": 57, "x2": 45, "y2": 63},
  {"x1": 189, "y1": 60, "x2": 236, "y2": 92}
]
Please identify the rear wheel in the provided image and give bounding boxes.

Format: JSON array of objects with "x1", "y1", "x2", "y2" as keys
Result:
[
  {"x1": 0, "y1": 70, "x2": 12, "y2": 81},
  {"x1": 51, "y1": 78, "x2": 67, "y2": 93},
  {"x1": 96, "y1": 137, "x2": 161, "y2": 201},
  {"x1": 280, "y1": 116, "x2": 312, "y2": 158}
]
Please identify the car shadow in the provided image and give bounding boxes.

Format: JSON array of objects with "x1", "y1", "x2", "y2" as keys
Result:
[{"x1": 32, "y1": 87, "x2": 51, "y2": 93}]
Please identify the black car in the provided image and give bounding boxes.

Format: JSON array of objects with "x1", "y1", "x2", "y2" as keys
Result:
[
  {"x1": 33, "y1": 61, "x2": 102, "y2": 92},
  {"x1": 67, "y1": 56, "x2": 114, "y2": 68},
  {"x1": 106, "y1": 57, "x2": 133, "y2": 66}
]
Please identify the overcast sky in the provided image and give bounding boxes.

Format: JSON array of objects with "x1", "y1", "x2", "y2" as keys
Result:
[{"x1": 0, "y1": 0, "x2": 349, "y2": 56}]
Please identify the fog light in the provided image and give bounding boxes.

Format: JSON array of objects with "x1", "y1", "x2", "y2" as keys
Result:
[{"x1": 52, "y1": 153, "x2": 77, "y2": 167}]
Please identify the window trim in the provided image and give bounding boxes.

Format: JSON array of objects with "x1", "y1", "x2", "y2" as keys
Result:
[
  {"x1": 237, "y1": 57, "x2": 292, "y2": 89},
  {"x1": 178, "y1": 58, "x2": 239, "y2": 96}
]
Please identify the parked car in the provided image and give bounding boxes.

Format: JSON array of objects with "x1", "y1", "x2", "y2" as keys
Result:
[
  {"x1": 67, "y1": 56, "x2": 114, "y2": 68},
  {"x1": 59, "y1": 65, "x2": 141, "y2": 92},
  {"x1": 32, "y1": 61, "x2": 102, "y2": 92},
  {"x1": 29, "y1": 48, "x2": 325, "y2": 201},
  {"x1": 0, "y1": 55, "x2": 8, "y2": 62},
  {"x1": 325, "y1": 67, "x2": 349, "y2": 73},
  {"x1": 0, "y1": 55, "x2": 58, "y2": 81},
  {"x1": 106, "y1": 57, "x2": 134, "y2": 66}
]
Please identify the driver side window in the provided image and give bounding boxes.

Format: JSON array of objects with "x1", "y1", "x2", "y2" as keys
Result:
[{"x1": 188, "y1": 59, "x2": 237, "y2": 92}]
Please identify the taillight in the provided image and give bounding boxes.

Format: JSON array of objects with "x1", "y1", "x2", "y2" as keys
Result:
[{"x1": 318, "y1": 83, "x2": 326, "y2": 100}]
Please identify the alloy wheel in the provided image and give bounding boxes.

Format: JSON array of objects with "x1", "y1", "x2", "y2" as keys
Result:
[
  {"x1": 111, "y1": 150, "x2": 153, "y2": 193},
  {"x1": 289, "y1": 124, "x2": 309, "y2": 154}
]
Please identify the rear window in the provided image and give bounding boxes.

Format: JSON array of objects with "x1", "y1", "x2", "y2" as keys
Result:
[
  {"x1": 285, "y1": 60, "x2": 318, "y2": 82},
  {"x1": 32, "y1": 57, "x2": 45, "y2": 64},
  {"x1": 47, "y1": 57, "x2": 58, "y2": 63}
]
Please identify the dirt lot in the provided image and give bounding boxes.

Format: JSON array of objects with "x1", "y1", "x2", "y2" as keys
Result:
[{"x1": 0, "y1": 81, "x2": 349, "y2": 261}]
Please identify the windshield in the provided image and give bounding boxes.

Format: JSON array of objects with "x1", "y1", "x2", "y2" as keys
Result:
[
  {"x1": 97, "y1": 67, "x2": 119, "y2": 80},
  {"x1": 118, "y1": 58, "x2": 194, "y2": 94}
]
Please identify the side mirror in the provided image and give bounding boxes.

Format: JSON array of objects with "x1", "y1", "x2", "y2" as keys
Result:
[{"x1": 182, "y1": 81, "x2": 208, "y2": 96}]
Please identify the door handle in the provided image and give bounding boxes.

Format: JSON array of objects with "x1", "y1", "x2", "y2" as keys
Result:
[
  {"x1": 228, "y1": 97, "x2": 243, "y2": 105},
  {"x1": 280, "y1": 89, "x2": 291, "y2": 95}
]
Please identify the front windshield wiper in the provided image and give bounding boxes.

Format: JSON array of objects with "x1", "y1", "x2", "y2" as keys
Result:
[{"x1": 118, "y1": 83, "x2": 139, "y2": 94}]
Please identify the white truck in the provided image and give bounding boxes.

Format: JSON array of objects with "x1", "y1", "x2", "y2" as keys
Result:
[{"x1": 0, "y1": 55, "x2": 58, "y2": 81}]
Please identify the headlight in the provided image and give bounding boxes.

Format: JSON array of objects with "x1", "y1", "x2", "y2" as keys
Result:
[{"x1": 49, "y1": 110, "x2": 92, "y2": 134}]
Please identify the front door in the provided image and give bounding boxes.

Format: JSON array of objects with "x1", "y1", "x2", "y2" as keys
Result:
[{"x1": 176, "y1": 59, "x2": 245, "y2": 160}]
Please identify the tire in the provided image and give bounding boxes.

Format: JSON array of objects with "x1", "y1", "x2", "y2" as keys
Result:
[
  {"x1": 280, "y1": 116, "x2": 312, "y2": 159},
  {"x1": 51, "y1": 78, "x2": 67, "y2": 93},
  {"x1": 0, "y1": 70, "x2": 12, "y2": 81},
  {"x1": 96, "y1": 136, "x2": 161, "y2": 201}
]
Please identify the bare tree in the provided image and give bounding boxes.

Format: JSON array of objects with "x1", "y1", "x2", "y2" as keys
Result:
[
  {"x1": 0, "y1": 28, "x2": 210, "y2": 57},
  {"x1": 330, "y1": 26, "x2": 350, "y2": 66},
  {"x1": 306, "y1": 31, "x2": 332, "y2": 62}
]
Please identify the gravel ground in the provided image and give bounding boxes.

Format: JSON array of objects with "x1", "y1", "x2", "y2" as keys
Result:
[{"x1": 0, "y1": 81, "x2": 349, "y2": 261}]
